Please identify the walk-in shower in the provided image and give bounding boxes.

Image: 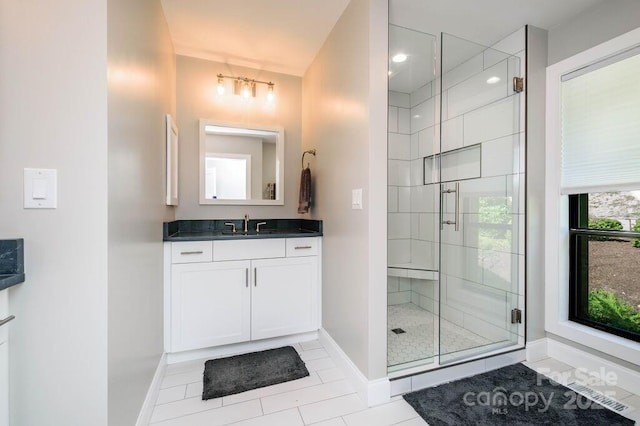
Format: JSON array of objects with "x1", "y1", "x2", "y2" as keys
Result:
[{"x1": 387, "y1": 24, "x2": 526, "y2": 374}]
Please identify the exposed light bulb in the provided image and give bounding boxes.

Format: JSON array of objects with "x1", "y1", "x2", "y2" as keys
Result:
[
  {"x1": 242, "y1": 82, "x2": 251, "y2": 99},
  {"x1": 266, "y1": 83, "x2": 275, "y2": 103},
  {"x1": 486, "y1": 76, "x2": 501, "y2": 84},
  {"x1": 392, "y1": 53, "x2": 407, "y2": 63}
]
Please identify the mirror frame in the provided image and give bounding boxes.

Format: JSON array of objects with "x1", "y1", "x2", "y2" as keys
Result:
[{"x1": 199, "y1": 119, "x2": 285, "y2": 205}]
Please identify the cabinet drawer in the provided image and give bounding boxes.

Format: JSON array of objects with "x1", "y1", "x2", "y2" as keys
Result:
[
  {"x1": 214, "y1": 239, "x2": 285, "y2": 261},
  {"x1": 286, "y1": 237, "x2": 319, "y2": 257},
  {"x1": 171, "y1": 241, "x2": 213, "y2": 263}
]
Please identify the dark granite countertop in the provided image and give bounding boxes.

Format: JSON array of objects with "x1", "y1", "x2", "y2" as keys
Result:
[
  {"x1": 0, "y1": 239, "x2": 25, "y2": 291},
  {"x1": 164, "y1": 219, "x2": 322, "y2": 241}
]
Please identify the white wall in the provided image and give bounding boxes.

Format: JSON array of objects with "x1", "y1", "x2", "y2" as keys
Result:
[
  {"x1": 175, "y1": 56, "x2": 302, "y2": 219},
  {"x1": 303, "y1": 0, "x2": 388, "y2": 379},
  {"x1": 107, "y1": 0, "x2": 176, "y2": 424},
  {"x1": 0, "y1": 1, "x2": 109, "y2": 425},
  {"x1": 547, "y1": 0, "x2": 640, "y2": 65},
  {"x1": 525, "y1": 26, "x2": 548, "y2": 341}
]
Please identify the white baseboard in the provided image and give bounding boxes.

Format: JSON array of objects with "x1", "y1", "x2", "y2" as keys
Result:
[
  {"x1": 318, "y1": 328, "x2": 390, "y2": 407},
  {"x1": 546, "y1": 337, "x2": 640, "y2": 396},
  {"x1": 135, "y1": 352, "x2": 167, "y2": 426},
  {"x1": 525, "y1": 338, "x2": 548, "y2": 362},
  {"x1": 167, "y1": 331, "x2": 319, "y2": 364}
]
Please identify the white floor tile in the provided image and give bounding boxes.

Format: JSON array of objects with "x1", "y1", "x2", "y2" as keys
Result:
[
  {"x1": 185, "y1": 381, "x2": 203, "y2": 399},
  {"x1": 299, "y1": 348, "x2": 330, "y2": 361},
  {"x1": 261, "y1": 380, "x2": 355, "y2": 414},
  {"x1": 317, "y1": 367, "x2": 346, "y2": 383},
  {"x1": 150, "y1": 396, "x2": 222, "y2": 423},
  {"x1": 523, "y1": 358, "x2": 573, "y2": 375},
  {"x1": 343, "y1": 400, "x2": 418, "y2": 426},
  {"x1": 165, "y1": 358, "x2": 206, "y2": 376},
  {"x1": 161, "y1": 370, "x2": 203, "y2": 389},
  {"x1": 222, "y1": 373, "x2": 322, "y2": 406},
  {"x1": 621, "y1": 394, "x2": 640, "y2": 424},
  {"x1": 310, "y1": 418, "x2": 347, "y2": 426},
  {"x1": 299, "y1": 394, "x2": 367, "y2": 424},
  {"x1": 305, "y1": 357, "x2": 336, "y2": 372},
  {"x1": 156, "y1": 386, "x2": 187, "y2": 405},
  {"x1": 226, "y1": 408, "x2": 303, "y2": 426},
  {"x1": 151, "y1": 399, "x2": 262, "y2": 426},
  {"x1": 300, "y1": 340, "x2": 323, "y2": 351},
  {"x1": 392, "y1": 417, "x2": 428, "y2": 426}
]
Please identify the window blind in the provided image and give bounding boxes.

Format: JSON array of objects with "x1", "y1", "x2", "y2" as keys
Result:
[{"x1": 560, "y1": 48, "x2": 640, "y2": 195}]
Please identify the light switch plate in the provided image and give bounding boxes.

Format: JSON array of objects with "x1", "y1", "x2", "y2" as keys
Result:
[
  {"x1": 352, "y1": 188, "x2": 363, "y2": 210},
  {"x1": 24, "y1": 168, "x2": 57, "y2": 209}
]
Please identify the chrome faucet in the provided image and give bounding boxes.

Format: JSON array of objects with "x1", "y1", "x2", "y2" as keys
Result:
[
  {"x1": 243, "y1": 214, "x2": 249, "y2": 233},
  {"x1": 256, "y1": 221, "x2": 267, "y2": 233}
]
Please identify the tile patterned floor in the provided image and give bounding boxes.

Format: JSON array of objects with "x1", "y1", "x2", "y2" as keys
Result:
[
  {"x1": 149, "y1": 339, "x2": 640, "y2": 425},
  {"x1": 387, "y1": 303, "x2": 491, "y2": 367},
  {"x1": 149, "y1": 340, "x2": 427, "y2": 426}
]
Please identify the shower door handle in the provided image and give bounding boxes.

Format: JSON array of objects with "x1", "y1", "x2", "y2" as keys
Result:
[{"x1": 441, "y1": 182, "x2": 460, "y2": 232}]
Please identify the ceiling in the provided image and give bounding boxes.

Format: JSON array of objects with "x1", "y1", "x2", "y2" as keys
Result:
[{"x1": 160, "y1": 0, "x2": 606, "y2": 78}]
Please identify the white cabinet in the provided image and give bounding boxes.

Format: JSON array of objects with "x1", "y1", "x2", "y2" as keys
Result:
[
  {"x1": 165, "y1": 237, "x2": 321, "y2": 354},
  {"x1": 171, "y1": 260, "x2": 251, "y2": 352},
  {"x1": 251, "y1": 256, "x2": 318, "y2": 340}
]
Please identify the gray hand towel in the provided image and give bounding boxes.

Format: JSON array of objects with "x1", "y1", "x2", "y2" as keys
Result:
[{"x1": 298, "y1": 167, "x2": 311, "y2": 214}]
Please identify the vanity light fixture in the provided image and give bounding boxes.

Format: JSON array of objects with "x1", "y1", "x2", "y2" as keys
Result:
[{"x1": 216, "y1": 73, "x2": 275, "y2": 102}]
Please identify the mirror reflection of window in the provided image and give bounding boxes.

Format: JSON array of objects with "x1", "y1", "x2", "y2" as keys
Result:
[
  {"x1": 199, "y1": 121, "x2": 284, "y2": 205},
  {"x1": 205, "y1": 154, "x2": 251, "y2": 200}
]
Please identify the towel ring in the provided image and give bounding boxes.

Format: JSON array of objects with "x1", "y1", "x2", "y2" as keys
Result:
[{"x1": 302, "y1": 149, "x2": 316, "y2": 168}]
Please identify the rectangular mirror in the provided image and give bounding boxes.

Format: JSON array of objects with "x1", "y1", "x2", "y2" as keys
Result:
[{"x1": 199, "y1": 120, "x2": 284, "y2": 205}]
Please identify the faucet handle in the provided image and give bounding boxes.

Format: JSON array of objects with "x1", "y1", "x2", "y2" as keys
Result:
[
  {"x1": 256, "y1": 222, "x2": 267, "y2": 233},
  {"x1": 224, "y1": 222, "x2": 237, "y2": 233}
]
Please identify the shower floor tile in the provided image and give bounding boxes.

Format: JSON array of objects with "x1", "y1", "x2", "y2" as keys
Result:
[{"x1": 387, "y1": 303, "x2": 491, "y2": 367}]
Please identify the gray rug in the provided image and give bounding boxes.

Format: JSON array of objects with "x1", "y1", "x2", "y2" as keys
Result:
[
  {"x1": 202, "y1": 346, "x2": 309, "y2": 400},
  {"x1": 403, "y1": 363, "x2": 635, "y2": 425}
]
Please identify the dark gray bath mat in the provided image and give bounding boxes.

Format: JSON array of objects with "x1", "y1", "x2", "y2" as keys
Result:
[
  {"x1": 202, "y1": 346, "x2": 309, "y2": 400},
  {"x1": 403, "y1": 363, "x2": 634, "y2": 426}
]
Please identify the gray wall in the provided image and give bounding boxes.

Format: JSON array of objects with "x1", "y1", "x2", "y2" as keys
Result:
[
  {"x1": 303, "y1": 0, "x2": 388, "y2": 379},
  {"x1": 107, "y1": 0, "x2": 176, "y2": 424},
  {"x1": 175, "y1": 56, "x2": 302, "y2": 220},
  {"x1": 548, "y1": 0, "x2": 640, "y2": 64},
  {"x1": 0, "y1": 1, "x2": 109, "y2": 424}
]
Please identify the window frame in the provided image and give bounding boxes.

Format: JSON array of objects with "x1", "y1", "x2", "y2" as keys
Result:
[
  {"x1": 544, "y1": 27, "x2": 640, "y2": 365},
  {"x1": 568, "y1": 193, "x2": 640, "y2": 343}
]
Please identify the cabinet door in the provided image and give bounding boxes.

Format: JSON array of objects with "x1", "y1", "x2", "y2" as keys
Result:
[
  {"x1": 171, "y1": 260, "x2": 250, "y2": 352},
  {"x1": 251, "y1": 256, "x2": 319, "y2": 340}
]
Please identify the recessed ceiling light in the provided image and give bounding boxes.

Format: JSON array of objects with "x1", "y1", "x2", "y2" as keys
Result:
[
  {"x1": 486, "y1": 76, "x2": 501, "y2": 84},
  {"x1": 392, "y1": 53, "x2": 407, "y2": 63}
]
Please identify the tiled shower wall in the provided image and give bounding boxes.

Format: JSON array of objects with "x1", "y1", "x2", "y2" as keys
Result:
[
  {"x1": 436, "y1": 29, "x2": 526, "y2": 345},
  {"x1": 387, "y1": 29, "x2": 526, "y2": 347}
]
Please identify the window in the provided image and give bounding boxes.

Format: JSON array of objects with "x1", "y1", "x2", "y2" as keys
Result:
[
  {"x1": 562, "y1": 45, "x2": 640, "y2": 342},
  {"x1": 568, "y1": 192, "x2": 640, "y2": 342},
  {"x1": 545, "y1": 26, "x2": 640, "y2": 364}
]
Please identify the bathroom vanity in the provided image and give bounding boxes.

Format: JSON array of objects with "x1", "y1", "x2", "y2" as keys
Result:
[
  {"x1": 163, "y1": 220, "x2": 322, "y2": 361},
  {"x1": 0, "y1": 239, "x2": 24, "y2": 426}
]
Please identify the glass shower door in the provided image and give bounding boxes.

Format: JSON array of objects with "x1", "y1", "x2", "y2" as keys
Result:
[{"x1": 437, "y1": 33, "x2": 525, "y2": 364}]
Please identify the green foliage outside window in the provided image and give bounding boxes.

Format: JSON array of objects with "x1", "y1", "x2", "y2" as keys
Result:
[
  {"x1": 588, "y1": 218, "x2": 623, "y2": 240},
  {"x1": 589, "y1": 289, "x2": 640, "y2": 334}
]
